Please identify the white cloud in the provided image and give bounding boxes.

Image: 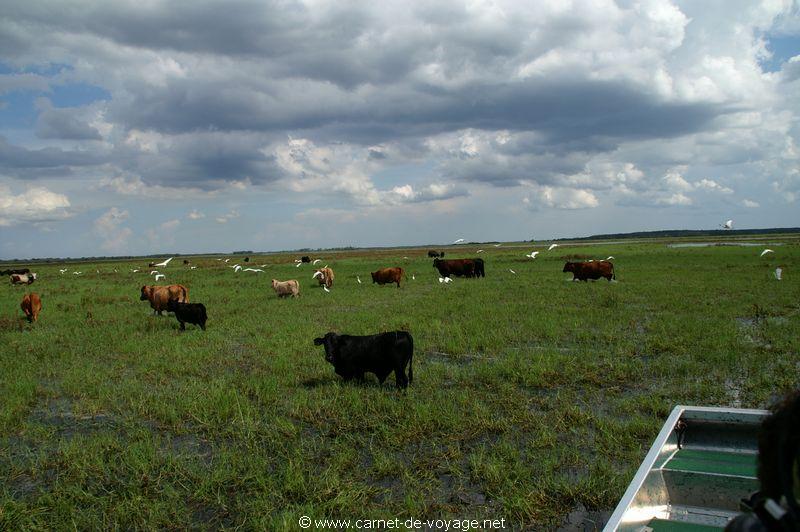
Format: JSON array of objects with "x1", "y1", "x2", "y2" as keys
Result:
[
  {"x1": 742, "y1": 199, "x2": 760, "y2": 208},
  {"x1": 145, "y1": 218, "x2": 180, "y2": 248},
  {"x1": 215, "y1": 210, "x2": 240, "y2": 224},
  {"x1": 538, "y1": 187, "x2": 599, "y2": 210},
  {"x1": 656, "y1": 192, "x2": 693, "y2": 206},
  {"x1": 187, "y1": 209, "x2": 205, "y2": 220},
  {"x1": 695, "y1": 178, "x2": 734, "y2": 194},
  {"x1": 0, "y1": 185, "x2": 72, "y2": 226},
  {"x1": 93, "y1": 207, "x2": 132, "y2": 253}
]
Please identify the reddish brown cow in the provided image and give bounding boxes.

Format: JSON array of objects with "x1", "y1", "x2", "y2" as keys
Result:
[
  {"x1": 21, "y1": 293, "x2": 42, "y2": 322},
  {"x1": 371, "y1": 267, "x2": 404, "y2": 288},
  {"x1": 140, "y1": 285, "x2": 189, "y2": 315},
  {"x1": 563, "y1": 261, "x2": 615, "y2": 281}
]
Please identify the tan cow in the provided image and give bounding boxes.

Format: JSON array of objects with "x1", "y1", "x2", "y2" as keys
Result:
[
  {"x1": 314, "y1": 267, "x2": 334, "y2": 289},
  {"x1": 140, "y1": 284, "x2": 189, "y2": 315},
  {"x1": 271, "y1": 279, "x2": 300, "y2": 298},
  {"x1": 21, "y1": 293, "x2": 42, "y2": 322}
]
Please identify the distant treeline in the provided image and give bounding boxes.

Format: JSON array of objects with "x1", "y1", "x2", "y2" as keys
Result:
[{"x1": 555, "y1": 227, "x2": 800, "y2": 242}]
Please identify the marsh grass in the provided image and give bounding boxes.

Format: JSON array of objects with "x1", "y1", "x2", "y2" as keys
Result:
[{"x1": 1, "y1": 237, "x2": 798, "y2": 529}]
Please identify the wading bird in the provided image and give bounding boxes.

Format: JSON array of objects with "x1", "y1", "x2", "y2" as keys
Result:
[
  {"x1": 760, "y1": 249, "x2": 774, "y2": 257},
  {"x1": 313, "y1": 259, "x2": 321, "y2": 265},
  {"x1": 357, "y1": 276, "x2": 362, "y2": 284},
  {"x1": 775, "y1": 267, "x2": 782, "y2": 280},
  {"x1": 60, "y1": 269, "x2": 67, "y2": 274},
  {"x1": 155, "y1": 257, "x2": 173, "y2": 267},
  {"x1": 509, "y1": 269, "x2": 516, "y2": 274},
  {"x1": 155, "y1": 274, "x2": 165, "y2": 281},
  {"x1": 439, "y1": 277, "x2": 452, "y2": 283},
  {"x1": 722, "y1": 220, "x2": 733, "y2": 230},
  {"x1": 453, "y1": 238, "x2": 465, "y2": 244},
  {"x1": 548, "y1": 244, "x2": 558, "y2": 251},
  {"x1": 607, "y1": 256, "x2": 614, "y2": 261},
  {"x1": 525, "y1": 251, "x2": 539, "y2": 259},
  {"x1": 244, "y1": 268, "x2": 263, "y2": 272},
  {"x1": 476, "y1": 249, "x2": 484, "y2": 253}
]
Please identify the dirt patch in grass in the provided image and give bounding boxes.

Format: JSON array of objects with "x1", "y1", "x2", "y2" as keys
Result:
[{"x1": 555, "y1": 503, "x2": 612, "y2": 531}]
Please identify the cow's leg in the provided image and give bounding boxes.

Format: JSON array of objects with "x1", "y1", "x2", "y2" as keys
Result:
[
  {"x1": 200, "y1": 321, "x2": 206, "y2": 331},
  {"x1": 179, "y1": 321, "x2": 185, "y2": 330},
  {"x1": 395, "y1": 368, "x2": 408, "y2": 389}
]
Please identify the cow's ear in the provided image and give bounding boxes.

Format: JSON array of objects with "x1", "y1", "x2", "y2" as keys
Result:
[{"x1": 313, "y1": 337, "x2": 324, "y2": 346}]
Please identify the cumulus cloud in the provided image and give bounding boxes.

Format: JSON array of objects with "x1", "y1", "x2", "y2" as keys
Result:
[
  {"x1": 742, "y1": 199, "x2": 760, "y2": 208},
  {"x1": 0, "y1": 185, "x2": 73, "y2": 226},
  {"x1": 145, "y1": 218, "x2": 180, "y2": 248},
  {"x1": 34, "y1": 98, "x2": 102, "y2": 140},
  {"x1": 215, "y1": 210, "x2": 240, "y2": 224},
  {"x1": 93, "y1": 207, "x2": 132, "y2": 252},
  {"x1": 187, "y1": 209, "x2": 204, "y2": 220},
  {"x1": 0, "y1": 0, "x2": 798, "y2": 254}
]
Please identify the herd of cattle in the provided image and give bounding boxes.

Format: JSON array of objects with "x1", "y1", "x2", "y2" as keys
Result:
[{"x1": 5, "y1": 253, "x2": 616, "y2": 388}]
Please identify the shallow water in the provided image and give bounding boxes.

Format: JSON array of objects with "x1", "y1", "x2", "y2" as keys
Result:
[{"x1": 667, "y1": 242, "x2": 785, "y2": 248}]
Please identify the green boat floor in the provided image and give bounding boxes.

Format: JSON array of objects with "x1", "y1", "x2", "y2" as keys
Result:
[
  {"x1": 664, "y1": 448, "x2": 757, "y2": 477},
  {"x1": 646, "y1": 518, "x2": 724, "y2": 532}
]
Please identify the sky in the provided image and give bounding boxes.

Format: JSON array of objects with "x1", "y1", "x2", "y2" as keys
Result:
[{"x1": 1, "y1": 0, "x2": 799, "y2": 259}]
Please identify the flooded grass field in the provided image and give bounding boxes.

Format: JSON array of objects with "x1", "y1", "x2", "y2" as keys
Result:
[{"x1": 1, "y1": 236, "x2": 798, "y2": 529}]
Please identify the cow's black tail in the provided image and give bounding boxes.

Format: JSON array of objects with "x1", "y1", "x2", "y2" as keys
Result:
[{"x1": 407, "y1": 332, "x2": 414, "y2": 385}]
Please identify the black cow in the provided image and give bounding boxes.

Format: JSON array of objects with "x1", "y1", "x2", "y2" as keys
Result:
[
  {"x1": 244, "y1": 257, "x2": 250, "y2": 262},
  {"x1": 166, "y1": 299, "x2": 207, "y2": 330},
  {"x1": 427, "y1": 250, "x2": 440, "y2": 258},
  {"x1": 433, "y1": 258, "x2": 484, "y2": 278},
  {"x1": 301, "y1": 256, "x2": 311, "y2": 263},
  {"x1": 1, "y1": 268, "x2": 31, "y2": 276},
  {"x1": 313, "y1": 331, "x2": 414, "y2": 389}
]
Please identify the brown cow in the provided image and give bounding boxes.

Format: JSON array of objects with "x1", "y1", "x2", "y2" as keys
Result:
[
  {"x1": 563, "y1": 261, "x2": 615, "y2": 282},
  {"x1": 140, "y1": 284, "x2": 189, "y2": 315},
  {"x1": 272, "y1": 279, "x2": 300, "y2": 298},
  {"x1": 314, "y1": 267, "x2": 334, "y2": 289},
  {"x1": 371, "y1": 267, "x2": 404, "y2": 288},
  {"x1": 21, "y1": 293, "x2": 42, "y2": 323}
]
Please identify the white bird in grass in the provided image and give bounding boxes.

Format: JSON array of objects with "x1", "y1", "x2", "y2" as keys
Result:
[
  {"x1": 775, "y1": 267, "x2": 782, "y2": 280},
  {"x1": 439, "y1": 276, "x2": 452, "y2": 283},
  {"x1": 525, "y1": 251, "x2": 539, "y2": 259},
  {"x1": 453, "y1": 238, "x2": 465, "y2": 244},
  {"x1": 224, "y1": 258, "x2": 230, "y2": 263},
  {"x1": 260, "y1": 264, "x2": 267, "y2": 268},
  {"x1": 607, "y1": 256, "x2": 614, "y2": 261},
  {"x1": 216, "y1": 258, "x2": 222, "y2": 261},
  {"x1": 760, "y1": 249, "x2": 774, "y2": 257},
  {"x1": 233, "y1": 265, "x2": 242, "y2": 272},
  {"x1": 154, "y1": 273, "x2": 166, "y2": 281},
  {"x1": 509, "y1": 269, "x2": 516, "y2": 274},
  {"x1": 312, "y1": 271, "x2": 323, "y2": 279},
  {"x1": 190, "y1": 266, "x2": 197, "y2": 270},
  {"x1": 412, "y1": 274, "x2": 415, "y2": 280},
  {"x1": 323, "y1": 286, "x2": 330, "y2": 292},
  {"x1": 548, "y1": 244, "x2": 558, "y2": 251},
  {"x1": 493, "y1": 243, "x2": 502, "y2": 247},
  {"x1": 155, "y1": 257, "x2": 173, "y2": 267},
  {"x1": 73, "y1": 271, "x2": 82, "y2": 275},
  {"x1": 312, "y1": 259, "x2": 321, "y2": 265},
  {"x1": 722, "y1": 219, "x2": 733, "y2": 230},
  {"x1": 294, "y1": 259, "x2": 302, "y2": 263},
  {"x1": 60, "y1": 268, "x2": 68, "y2": 274},
  {"x1": 295, "y1": 262, "x2": 302, "y2": 268},
  {"x1": 150, "y1": 270, "x2": 159, "y2": 275},
  {"x1": 357, "y1": 276, "x2": 362, "y2": 284},
  {"x1": 403, "y1": 256, "x2": 409, "y2": 259},
  {"x1": 132, "y1": 269, "x2": 140, "y2": 273},
  {"x1": 476, "y1": 249, "x2": 484, "y2": 253},
  {"x1": 244, "y1": 268, "x2": 263, "y2": 272}
]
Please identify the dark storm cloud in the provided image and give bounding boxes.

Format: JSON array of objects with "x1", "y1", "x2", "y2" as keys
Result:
[
  {"x1": 113, "y1": 131, "x2": 283, "y2": 189},
  {"x1": 35, "y1": 99, "x2": 102, "y2": 140},
  {"x1": 0, "y1": 136, "x2": 104, "y2": 177}
]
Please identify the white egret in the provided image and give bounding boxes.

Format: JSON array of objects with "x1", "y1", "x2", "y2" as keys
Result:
[
  {"x1": 548, "y1": 244, "x2": 558, "y2": 251},
  {"x1": 722, "y1": 220, "x2": 733, "y2": 230},
  {"x1": 476, "y1": 249, "x2": 484, "y2": 253},
  {"x1": 323, "y1": 286, "x2": 330, "y2": 292},
  {"x1": 509, "y1": 269, "x2": 516, "y2": 274},
  {"x1": 154, "y1": 273, "x2": 165, "y2": 281},
  {"x1": 357, "y1": 276, "x2": 362, "y2": 284},
  {"x1": 453, "y1": 238, "x2": 465, "y2": 244},
  {"x1": 606, "y1": 256, "x2": 614, "y2": 261},
  {"x1": 760, "y1": 249, "x2": 774, "y2": 257},
  {"x1": 155, "y1": 257, "x2": 173, "y2": 267},
  {"x1": 525, "y1": 251, "x2": 539, "y2": 259},
  {"x1": 244, "y1": 268, "x2": 263, "y2": 272},
  {"x1": 312, "y1": 259, "x2": 321, "y2": 265},
  {"x1": 775, "y1": 267, "x2": 782, "y2": 280}
]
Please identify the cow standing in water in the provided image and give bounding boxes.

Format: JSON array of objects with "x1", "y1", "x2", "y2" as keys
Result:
[{"x1": 563, "y1": 261, "x2": 615, "y2": 281}]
